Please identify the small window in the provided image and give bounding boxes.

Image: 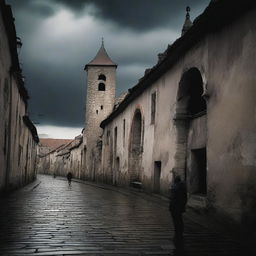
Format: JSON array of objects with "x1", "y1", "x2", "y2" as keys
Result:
[
  {"x1": 100, "y1": 105, "x2": 103, "y2": 110},
  {"x1": 98, "y1": 83, "x2": 105, "y2": 91},
  {"x1": 18, "y1": 145, "x2": 22, "y2": 166},
  {"x1": 123, "y1": 119, "x2": 125, "y2": 147},
  {"x1": 96, "y1": 110, "x2": 98, "y2": 114},
  {"x1": 114, "y1": 127, "x2": 117, "y2": 155},
  {"x1": 151, "y1": 92, "x2": 156, "y2": 124},
  {"x1": 106, "y1": 130, "x2": 110, "y2": 145},
  {"x1": 98, "y1": 74, "x2": 106, "y2": 81}
]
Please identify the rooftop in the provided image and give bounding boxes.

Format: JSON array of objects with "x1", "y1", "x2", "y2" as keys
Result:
[
  {"x1": 85, "y1": 40, "x2": 117, "y2": 70},
  {"x1": 39, "y1": 139, "x2": 73, "y2": 150},
  {"x1": 100, "y1": 0, "x2": 255, "y2": 128}
]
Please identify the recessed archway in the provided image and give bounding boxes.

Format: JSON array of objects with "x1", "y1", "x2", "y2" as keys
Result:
[
  {"x1": 128, "y1": 109, "x2": 143, "y2": 183},
  {"x1": 177, "y1": 67, "x2": 206, "y2": 116},
  {"x1": 174, "y1": 67, "x2": 207, "y2": 195}
]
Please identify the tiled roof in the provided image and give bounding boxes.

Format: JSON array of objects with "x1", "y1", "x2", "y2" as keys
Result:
[
  {"x1": 39, "y1": 139, "x2": 73, "y2": 150},
  {"x1": 85, "y1": 42, "x2": 117, "y2": 69},
  {"x1": 100, "y1": 0, "x2": 255, "y2": 128}
]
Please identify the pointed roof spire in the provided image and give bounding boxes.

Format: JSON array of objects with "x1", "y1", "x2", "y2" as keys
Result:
[
  {"x1": 85, "y1": 39, "x2": 117, "y2": 70},
  {"x1": 181, "y1": 6, "x2": 193, "y2": 36}
]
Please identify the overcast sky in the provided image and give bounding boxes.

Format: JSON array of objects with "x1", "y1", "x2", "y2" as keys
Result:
[{"x1": 7, "y1": 0, "x2": 210, "y2": 138}]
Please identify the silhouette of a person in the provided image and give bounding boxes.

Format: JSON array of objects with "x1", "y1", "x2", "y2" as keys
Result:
[
  {"x1": 66, "y1": 172, "x2": 72, "y2": 186},
  {"x1": 169, "y1": 174, "x2": 187, "y2": 250}
]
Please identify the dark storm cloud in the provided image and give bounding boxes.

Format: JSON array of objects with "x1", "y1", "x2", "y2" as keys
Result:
[
  {"x1": 9, "y1": 0, "x2": 209, "y2": 30},
  {"x1": 25, "y1": 62, "x2": 85, "y2": 127},
  {"x1": 6, "y1": 0, "x2": 210, "y2": 133},
  {"x1": 29, "y1": 3, "x2": 55, "y2": 17},
  {"x1": 8, "y1": 0, "x2": 55, "y2": 17},
  {"x1": 53, "y1": 0, "x2": 209, "y2": 30}
]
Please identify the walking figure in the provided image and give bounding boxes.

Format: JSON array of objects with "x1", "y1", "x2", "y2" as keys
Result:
[
  {"x1": 67, "y1": 172, "x2": 72, "y2": 186},
  {"x1": 169, "y1": 174, "x2": 187, "y2": 250}
]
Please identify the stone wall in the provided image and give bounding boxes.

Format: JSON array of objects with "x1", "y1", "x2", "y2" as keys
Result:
[
  {"x1": 0, "y1": 1, "x2": 38, "y2": 192},
  {"x1": 83, "y1": 65, "x2": 116, "y2": 180}
]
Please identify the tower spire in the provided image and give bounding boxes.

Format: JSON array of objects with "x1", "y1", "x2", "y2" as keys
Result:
[
  {"x1": 85, "y1": 39, "x2": 117, "y2": 70},
  {"x1": 181, "y1": 6, "x2": 193, "y2": 36}
]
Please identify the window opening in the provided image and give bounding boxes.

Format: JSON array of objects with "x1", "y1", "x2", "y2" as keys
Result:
[
  {"x1": 151, "y1": 92, "x2": 156, "y2": 124},
  {"x1": 106, "y1": 130, "x2": 110, "y2": 145},
  {"x1": 98, "y1": 83, "x2": 106, "y2": 91},
  {"x1": 98, "y1": 74, "x2": 106, "y2": 81},
  {"x1": 191, "y1": 148, "x2": 207, "y2": 195},
  {"x1": 123, "y1": 119, "x2": 126, "y2": 147},
  {"x1": 154, "y1": 161, "x2": 161, "y2": 193},
  {"x1": 114, "y1": 127, "x2": 117, "y2": 156}
]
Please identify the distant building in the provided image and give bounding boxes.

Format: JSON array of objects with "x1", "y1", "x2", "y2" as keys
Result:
[
  {"x1": 37, "y1": 137, "x2": 83, "y2": 178},
  {"x1": 0, "y1": 0, "x2": 39, "y2": 192}
]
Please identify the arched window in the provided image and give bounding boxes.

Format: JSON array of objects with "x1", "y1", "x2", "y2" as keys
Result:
[
  {"x1": 98, "y1": 74, "x2": 106, "y2": 81},
  {"x1": 177, "y1": 68, "x2": 206, "y2": 116},
  {"x1": 130, "y1": 110, "x2": 142, "y2": 153},
  {"x1": 175, "y1": 67, "x2": 207, "y2": 195},
  {"x1": 98, "y1": 83, "x2": 106, "y2": 91},
  {"x1": 128, "y1": 109, "x2": 143, "y2": 182}
]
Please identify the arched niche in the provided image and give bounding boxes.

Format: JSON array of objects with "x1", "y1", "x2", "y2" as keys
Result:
[
  {"x1": 174, "y1": 67, "x2": 207, "y2": 196},
  {"x1": 98, "y1": 74, "x2": 106, "y2": 81},
  {"x1": 128, "y1": 109, "x2": 143, "y2": 183}
]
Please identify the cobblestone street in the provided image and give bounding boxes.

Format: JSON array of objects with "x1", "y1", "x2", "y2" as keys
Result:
[{"x1": 0, "y1": 175, "x2": 248, "y2": 256}]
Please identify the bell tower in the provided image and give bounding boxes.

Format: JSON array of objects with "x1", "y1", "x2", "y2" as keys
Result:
[{"x1": 83, "y1": 40, "x2": 117, "y2": 179}]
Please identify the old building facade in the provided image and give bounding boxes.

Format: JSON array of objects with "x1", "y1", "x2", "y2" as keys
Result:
[
  {"x1": 98, "y1": 0, "x2": 256, "y2": 230},
  {"x1": 38, "y1": 137, "x2": 83, "y2": 178},
  {"x1": 37, "y1": 0, "x2": 256, "y2": 232},
  {"x1": 0, "y1": 1, "x2": 39, "y2": 192}
]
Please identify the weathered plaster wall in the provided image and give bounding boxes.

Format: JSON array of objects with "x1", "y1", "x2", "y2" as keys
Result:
[
  {"x1": 0, "y1": 7, "x2": 12, "y2": 190},
  {"x1": 0, "y1": 2, "x2": 38, "y2": 192},
  {"x1": 101, "y1": 8, "x2": 256, "y2": 228},
  {"x1": 205, "y1": 9, "x2": 256, "y2": 224}
]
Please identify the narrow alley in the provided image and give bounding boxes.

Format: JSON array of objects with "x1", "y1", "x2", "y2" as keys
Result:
[{"x1": 0, "y1": 175, "x2": 247, "y2": 256}]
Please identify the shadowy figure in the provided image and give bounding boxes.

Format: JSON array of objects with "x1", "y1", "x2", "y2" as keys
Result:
[
  {"x1": 66, "y1": 172, "x2": 73, "y2": 186},
  {"x1": 169, "y1": 174, "x2": 187, "y2": 250},
  {"x1": 53, "y1": 172, "x2": 56, "y2": 178}
]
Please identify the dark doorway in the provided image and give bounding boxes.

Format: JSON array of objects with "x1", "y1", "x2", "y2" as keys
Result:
[
  {"x1": 98, "y1": 83, "x2": 106, "y2": 91},
  {"x1": 174, "y1": 67, "x2": 207, "y2": 185},
  {"x1": 190, "y1": 148, "x2": 207, "y2": 195},
  {"x1": 154, "y1": 161, "x2": 161, "y2": 193},
  {"x1": 177, "y1": 68, "x2": 206, "y2": 116},
  {"x1": 128, "y1": 109, "x2": 143, "y2": 182},
  {"x1": 114, "y1": 157, "x2": 120, "y2": 185}
]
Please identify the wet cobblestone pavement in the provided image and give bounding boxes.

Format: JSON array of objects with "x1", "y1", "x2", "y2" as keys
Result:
[{"x1": 0, "y1": 175, "x2": 248, "y2": 255}]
